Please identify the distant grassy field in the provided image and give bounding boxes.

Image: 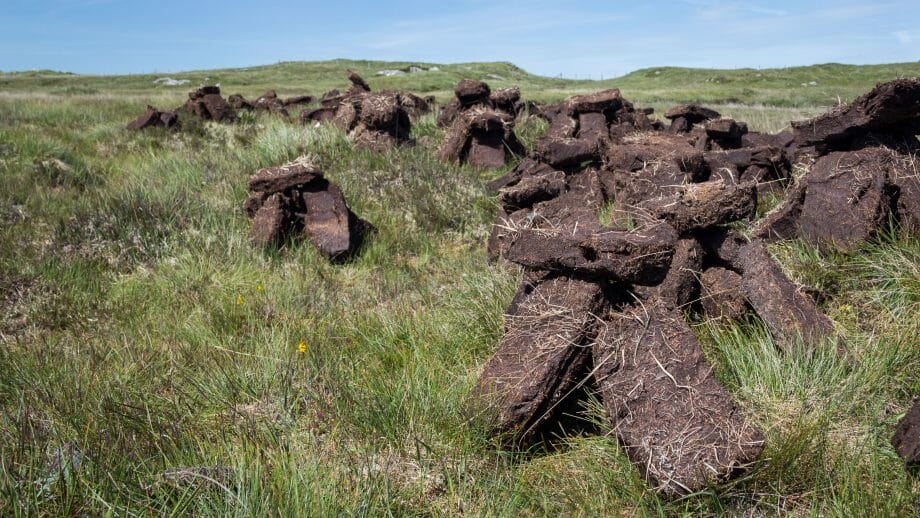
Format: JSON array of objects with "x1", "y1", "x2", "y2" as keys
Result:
[{"x1": 0, "y1": 60, "x2": 918, "y2": 516}]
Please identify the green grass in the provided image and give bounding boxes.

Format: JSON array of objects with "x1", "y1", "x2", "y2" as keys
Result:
[{"x1": 1, "y1": 60, "x2": 918, "y2": 516}]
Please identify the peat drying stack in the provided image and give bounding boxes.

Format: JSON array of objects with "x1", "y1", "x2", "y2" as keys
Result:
[
  {"x1": 473, "y1": 78, "x2": 920, "y2": 495},
  {"x1": 306, "y1": 71, "x2": 433, "y2": 151},
  {"x1": 178, "y1": 86, "x2": 238, "y2": 123},
  {"x1": 228, "y1": 90, "x2": 314, "y2": 117},
  {"x1": 437, "y1": 79, "x2": 527, "y2": 168},
  {"x1": 755, "y1": 78, "x2": 920, "y2": 246},
  {"x1": 126, "y1": 105, "x2": 179, "y2": 130},
  {"x1": 244, "y1": 159, "x2": 372, "y2": 262},
  {"x1": 127, "y1": 86, "x2": 237, "y2": 129}
]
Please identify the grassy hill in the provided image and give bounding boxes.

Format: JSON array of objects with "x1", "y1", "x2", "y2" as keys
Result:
[
  {"x1": 5, "y1": 59, "x2": 920, "y2": 106},
  {"x1": 0, "y1": 60, "x2": 918, "y2": 515}
]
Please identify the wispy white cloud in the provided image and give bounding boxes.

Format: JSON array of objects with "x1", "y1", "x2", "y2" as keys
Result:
[
  {"x1": 358, "y1": 5, "x2": 630, "y2": 52},
  {"x1": 894, "y1": 30, "x2": 913, "y2": 44},
  {"x1": 677, "y1": 0, "x2": 788, "y2": 20},
  {"x1": 812, "y1": 3, "x2": 889, "y2": 20},
  {"x1": 748, "y1": 6, "x2": 789, "y2": 16},
  {"x1": 44, "y1": 0, "x2": 121, "y2": 17}
]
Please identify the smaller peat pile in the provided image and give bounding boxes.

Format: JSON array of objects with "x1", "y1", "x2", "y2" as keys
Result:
[
  {"x1": 244, "y1": 160, "x2": 372, "y2": 262},
  {"x1": 228, "y1": 90, "x2": 314, "y2": 117},
  {"x1": 331, "y1": 91, "x2": 413, "y2": 151},
  {"x1": 437, "y1": 79, "x2": 526, "y2": 168},
  {"x1": 664, "y1": 103, "x2": 721, "y2": 134},
  {"x1": 528, "y1": 88, "x2": 662, "y2": 171},
  {"x1": 437, "y1": 80, "x2": 528, "y2": 127},
  {"x1": 126, "y1": 105, "x2": 179, "y2": 130},
  {"x1": 127, "y1": 86, "x2": 238, "y2": 129},
  {"x1": 178, "y1": 86, "x2": 238, "y2": 123},
  {"x1": 754, "y1": 78, "x2": 920, "y2": 247},
  {"x1": 128, "y1": 86, "x2": 314, "y2": 129},
  {"x1": 301, "y1": 71, "x2": 374, "y2": 123},
  {"x1": 303, "y1": 71, "x2": 432, "y2": 126},
  {"x1": 473, "y1": 88, "x2": 849, "y2": 496}
]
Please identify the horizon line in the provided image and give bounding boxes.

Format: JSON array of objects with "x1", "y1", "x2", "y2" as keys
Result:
[{"x1": 3, "y1": 58, "x2": 920, "y2": 81}]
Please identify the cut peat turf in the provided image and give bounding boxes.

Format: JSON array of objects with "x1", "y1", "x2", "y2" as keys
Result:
[{"x1": 474, "y1": 78, "x2": 920, "y2": 495}]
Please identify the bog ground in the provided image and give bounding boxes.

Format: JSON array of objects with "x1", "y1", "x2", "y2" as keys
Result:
[{"x1": 1, "y1": 60, "x2": 918, "y2": 515}]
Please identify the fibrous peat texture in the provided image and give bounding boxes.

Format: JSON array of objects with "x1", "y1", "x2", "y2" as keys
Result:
[{"x1": 472, "y1": 80, "x2": 920, "y2": 494}]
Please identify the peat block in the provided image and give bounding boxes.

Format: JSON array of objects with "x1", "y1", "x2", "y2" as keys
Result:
[
  {"x1": 473, "y1": 274, "x2": 605, "y2": 442},
  {"x1": 892, "y1": 397, "x2": 920, "y2": 464},
  {"x1": 593, "y1": 303, "x2": 764, "y2": 495}
]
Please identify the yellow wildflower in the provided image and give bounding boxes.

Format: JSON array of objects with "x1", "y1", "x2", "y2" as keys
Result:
[
  {"x1": 298, "y1": 339, "x2": 307, "y2": 354},
  {"x1": 236, "y1": 295, "x2": 243, "y2": 305},
  {"x1": 256, "y1": 284, "x2": 264, "y2": 292}
]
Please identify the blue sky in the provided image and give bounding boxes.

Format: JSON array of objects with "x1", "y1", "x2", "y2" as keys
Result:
[{"x1": 1, "y1": 0, "x2": 918, "y2": 77}]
